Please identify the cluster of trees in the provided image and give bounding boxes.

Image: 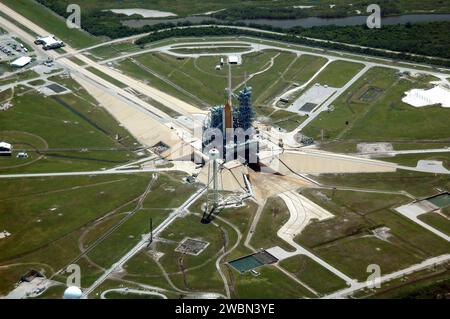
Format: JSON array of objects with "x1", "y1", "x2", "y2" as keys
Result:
[
  {"x1": 211, "y1": 0, "x2": 402, "y2": 20},
  {"x1": 294, "y1": 22, "x2": 450, "y2": 59}
]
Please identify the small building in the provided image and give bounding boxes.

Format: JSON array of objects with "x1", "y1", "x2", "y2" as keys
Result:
[
  {"x1": 17, "y1": 152, "x2": 28, "y2": 159},
  {"x1": 0, "y1": 142, "x2": 12, "y2": 156},
  {"x1": 220, "y1": 57, "x2": 224, "y2": 65},
  {"x1": 228, "y1": 55, "x2": 239, "y2": 65},
  {"x1": 215, "y1": 65, "x2": 221, "y2": 70},
  {"x1": 10, "y1": 56, "x2": 31, "y2": 68},
  {"x1": 34, "y1": 35, "x2": 64, "y2": 50}
]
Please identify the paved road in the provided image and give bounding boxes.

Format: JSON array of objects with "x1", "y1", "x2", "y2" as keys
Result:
[
  {"x1": 82, "y1": 186, "x2": 207, "y2": 298},
  {"x1": 100, "y1": 288, "x2": 167, "y2": 299},
  {"x1": 0, "y1": 168, "x2": 172, "y2": 179},
  {"x1": 359, "y1": 148, "x2": 450, "y2": 157}
]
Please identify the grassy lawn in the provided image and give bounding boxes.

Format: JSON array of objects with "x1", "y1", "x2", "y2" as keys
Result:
[
  {"x1": 282, "y1": 54, "x2": 328, "y2": 85},
  {"x1": 143, "y1": 173, "x2": 201, "y2": 209},
  {"x1": 379, "y1": 153, "x2": 450, "y2": 170},
  {"x1": 85, "y1": 66, "x2": 127, "y2": 88},
  {"x1": 369, "y1": 269, "x2": 450, "y2": 299},
  {"x1": 315, "y1": 236, "x2": 421, "y2": 281},
  {"x1": 418, "y1": 213, "x2": 450, "y2": 236},
  {"x1": 0, "y1": 76, "x2": 138, "y2": 173},
  {"x1": 312, "y1": 60, "x2": 365, "y2": 88},
  {"x1": 279, "y1": 255, "x2": 348, "y2": 295},
  {"x1": 117, "y1": 50, "x2": 283, "y2": 109},
  {"x1": 88, "y1": 42, "x2": 142, "y2": 60},
  {"x1": 1, "y1": 0, "x2": 99, "y2": 49},
  {"x1": 296, "y1": 189, "x2": 409, "y2": 248},
  {"x1": 0, "y1": 70, "x2": 39, "y2": 86},
  {"x1": 315, "y1": 170, "x2": 450, "y2": 198},
  {"x1": 122, "y1": 251, "x2": 175, "y2": 291},
  {"x1": 270, "y1": 110, "x2": 307, "y2": 132},
  {"x1": 0, "y1": 174, "x2": 149, "y2": 262},
  {"x1": 251, "y1": 197, "x2": 296, "y2": 252},
  {"x1": 87, "y1": 208, "x2": 168, "y2": 269},
  {"x1": 117, "y1": 58, "x2": 205, "y2": 108},
  {"x1": 0, "y1": 174, "x2": 154, "y2": 295},
  {"x1": 295, "y1": 188, "x2": 450, "y2": 281},
  {"x1": 230, "y1": 264, "x2": 315, "y2": 298},
  {"x1": 303, "y1": 67, "x2": 450, "y2": 142},
  {"x1": 155, "y1": 214, "x2": 227, "y2": 293},
  {"x1": 247, "y1": 51, "x2": 297, "y2": 108}
]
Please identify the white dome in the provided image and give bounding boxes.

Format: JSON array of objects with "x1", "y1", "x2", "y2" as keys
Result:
[{"x1": 63, "y1": 286, "x2": 82, "y2": 299}]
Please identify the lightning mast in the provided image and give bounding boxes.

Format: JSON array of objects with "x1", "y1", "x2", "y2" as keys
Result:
[
  {"x1": 203, "y1": 148, "x2": 220, "y2": 222},
  {"x1": 223, "y1": 60, "x2": 233, "y2": 146}
]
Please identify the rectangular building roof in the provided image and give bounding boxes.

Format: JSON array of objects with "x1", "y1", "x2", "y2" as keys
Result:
[
  {"x1": 0, "y1": 142, "x2": 12, "y2": 149},
  {"x1": 38, "y1": 36, "x2": 61, "y2": 46},
  {"x1": 11, "y1": 56, "x2": 31, "y2": 67},
  {"x1": 228, "y1": 55, "x2": 239, "y2": 64}
]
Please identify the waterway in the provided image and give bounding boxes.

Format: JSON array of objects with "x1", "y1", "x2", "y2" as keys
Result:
[{"x1": 123, "y1": 13, "x2": 450, "y2": 29}]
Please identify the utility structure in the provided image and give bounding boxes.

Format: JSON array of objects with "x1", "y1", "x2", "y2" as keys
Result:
[
  {"x1": 206, "y1": 148, "x2": 221, "y2": 215},
  {"x1": 223, "y1": 61, "x2": 233, "y2": 144}
]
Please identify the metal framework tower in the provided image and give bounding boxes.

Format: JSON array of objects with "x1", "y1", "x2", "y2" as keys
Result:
[{"x1": 205, "y1": 148, "x2": 220, "y2": 215}]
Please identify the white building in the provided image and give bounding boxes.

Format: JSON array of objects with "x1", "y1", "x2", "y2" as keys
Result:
[
  {"x1": 10, "y1": 56, "x2": 32, "y2": 68},
  {"x1": 228, "y1": 55, "x2": 239, "y2": 65},
  {"x1": 0, "y1": 142, "x2": 12, "y2": 156},
  {"x1": 35, "y1": 35, "x2": 64, "y2": 50}
]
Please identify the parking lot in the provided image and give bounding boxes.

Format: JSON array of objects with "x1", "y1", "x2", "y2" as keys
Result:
[{"x1": 0, "y1": 35, "x2": 31, "y2": 62}]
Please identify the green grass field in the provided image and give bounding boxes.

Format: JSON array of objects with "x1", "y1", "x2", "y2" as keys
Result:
[
  {"x1": 418, "y1": 213, "x2": 450, "y2": 236},
  {"x1": 0, "y1": 70, "x2": 39, "y2": 86},
  {"x1": 312, "y1": 60, "x2": 365, "y2": 88},
  {"x1": 0, "y1": 76, "x2": 138, "y2": 173},
  {"x1": 250, "y1": 197, "x2": 295, "y2": 252},
  {"x1": 282, "y1": 54, "x2": 328, "y2": 85},
  {"x1": 0, "y1": 174, "x2": 151, "y2": 295},
  {"x1": 295, "y1": 188, "x2": 450, "y2": 281},
  {"x1": 280, "y1": 255, "x2": 348, "y2": 295},
  {"x1": 117, "y1": 50, "x2": 282, "y2": 108},
  {"x1": 303, "y1": 66, "x2": 450, "y2": 142},
  {"x1": 316, "y1": 171, "x2": 450, "y2": 198},
  {"x1": 379, "y1": 153, "x2": 450, "y2": 170},
  {"x1": 269, "y1": 110, "x2": 307, "y2": 132}
]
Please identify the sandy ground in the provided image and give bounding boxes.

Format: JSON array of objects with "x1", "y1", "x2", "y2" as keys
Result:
[
  {"x1": 261, "y1": 150, "x2": 397, "y2": 175},
  {"x1": 72, "y1": 74, "x2": 181, "y2": 148},
  {"x1": 197, "y1": 160, "x2": 248, "y2": 192},
  {"x1": 249, "y1": 172, "x2": 313, "y2": 200}
]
